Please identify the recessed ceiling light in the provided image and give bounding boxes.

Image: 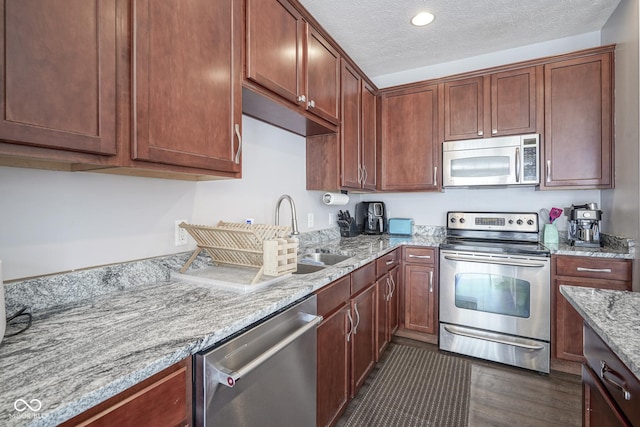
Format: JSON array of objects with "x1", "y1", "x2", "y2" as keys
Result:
[{"x1": 411, "y1": 11, "x2": 435, "y2": 27}]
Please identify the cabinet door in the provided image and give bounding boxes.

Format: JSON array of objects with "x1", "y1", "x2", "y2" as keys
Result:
[
  {"x1": 0, "y1": 0, "x2": 117, "y2": 155},
  {"x1": 404, "y1": 263, "x2": 437, "y2": 335},
  {"x1": 361, "y1": 82, "x2": 377, "y2": 190},
  {"x1": 317, "y1": 305, "x2": 350, "y2": 427},
  {"x1": 350, "y1": 283, "x2": 377, "y2": 396},
  {"x1": 380, "y1": 84, "x2": 439, "y2": 191},
  {"x1": 583, "y1": 365, "x2": 631, "y2": 427},
  {"x1": 245, "y1": 0, "x2": 303, "y2": 104},
  {"x1": 543, "y1": 52, "x2": 613, "y2": 189},
  {"x1": 388, "y1": 266, "x2": 400, "y2": 336},
  {"x1": 340, "y1": 61, "x2": 362, "y2": 189},
  {"x1": 306, "y1": 26, "x2": 340, "y2": 124},
  {"x1": 444, "y1": 77, "x2": 485, "y2": 140},
  {"x1": 376, "y1": 276, "x2": 389, "y2": 359},
  {"x1": 133, "y1": 0, "x2": 242, "y2": 172},
  {"x1": 491, "y1": 66, "x2": 541, "y2": 136}
]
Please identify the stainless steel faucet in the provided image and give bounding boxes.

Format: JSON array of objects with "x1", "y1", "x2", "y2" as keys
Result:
[{"x1": 275, "y1": 194, "x2": 300, "y2": 235}]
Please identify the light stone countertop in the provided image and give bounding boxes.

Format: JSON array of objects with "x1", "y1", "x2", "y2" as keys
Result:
[{"x1": 0, "y1": 227, "x2": 631, "y2": 427}]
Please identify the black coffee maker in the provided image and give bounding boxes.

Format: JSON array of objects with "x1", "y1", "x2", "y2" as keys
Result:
[{"x1": 355, "y1": 202, "x2": 386, "y2": 234}]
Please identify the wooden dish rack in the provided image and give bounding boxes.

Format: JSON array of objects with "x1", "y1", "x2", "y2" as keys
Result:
[{"x1": 179, "y1": 221, "x2": 298, "y2": 284}]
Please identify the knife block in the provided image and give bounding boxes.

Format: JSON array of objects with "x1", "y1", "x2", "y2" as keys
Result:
[{"x1": 339, "y1": 220, "x2": 360, "y2": 238}]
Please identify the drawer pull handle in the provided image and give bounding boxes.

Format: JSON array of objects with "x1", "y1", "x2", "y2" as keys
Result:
[
  {"x1": 577, "y1": 267, "x2": 612, "y2": 273},
  {"x1": 385, "y1": 260, "x2": 395, "y2": 265},
  {"x1": 600, "y1": 360, "x2": 632, "y2": 400},
  {"x1": 409, "y1": 254, "x2": 431, "y2": 259},
  {"x1": 429, "y1": 271, "x2": 434, "y2": 293}
]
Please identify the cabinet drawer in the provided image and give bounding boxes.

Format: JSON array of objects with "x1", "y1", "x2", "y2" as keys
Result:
[
  {"x1": 351, "y1": 262, "x2": 376, "y2": 295},
  {"x1": 403, "y1": 247, "x2": 436, "y2": 265},
  {"x1": 316, "y1": 276, "x2": 350, "y2": 318},
  {"x1": 556, "y1": 256, "x2": 631, "y2": 281},
  {"x1": 584, "y1": 324, "x2": 640, "y2": 425},
  {"x1": 376, "y1": 249, "x2": 399, "y2": 277}
]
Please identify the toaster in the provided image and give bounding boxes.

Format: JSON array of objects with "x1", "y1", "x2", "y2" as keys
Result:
[{"x1": 387, "y1": 218, "x2": 414, "y2": 235}]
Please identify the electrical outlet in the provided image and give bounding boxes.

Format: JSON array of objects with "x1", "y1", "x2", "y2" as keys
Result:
[
  {"x1": 175, "y1": 220, "x2": 188, "y2": 246},
  {"x1": 307, "y1": 213, "x2": 314, "y2": 228},
  {"x1": 328, "y1": 213, "x2": 334, "y2": 225}
]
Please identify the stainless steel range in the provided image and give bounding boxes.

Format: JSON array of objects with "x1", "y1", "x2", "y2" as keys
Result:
[{"x1": 439, "y1": 211, "x2": 551, "y2": 373}]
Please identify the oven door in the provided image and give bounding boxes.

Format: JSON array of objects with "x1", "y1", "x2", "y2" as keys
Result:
[{"x1": 439, "y1": 250, "x2": 550, "y2": 341}]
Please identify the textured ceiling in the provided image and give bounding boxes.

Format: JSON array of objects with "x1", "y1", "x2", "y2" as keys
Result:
[{"x1": 298, "y1": 0, "x2": 621, "y2": 78}]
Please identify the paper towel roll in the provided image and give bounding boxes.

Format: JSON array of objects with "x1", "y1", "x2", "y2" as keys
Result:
[{"x1": 322, "y1": 192, "x2": 349, "y2": 206}]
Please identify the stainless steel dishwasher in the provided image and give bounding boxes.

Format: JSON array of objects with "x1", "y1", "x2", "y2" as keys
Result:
[{"x1": 194, "y1": 295, "x2": 321, "y2": 426}]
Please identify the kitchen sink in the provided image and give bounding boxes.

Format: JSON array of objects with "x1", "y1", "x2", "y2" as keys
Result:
[
  {"x1": 299, "y1": 252, "x2": 352, "y2": 266},
  {"x1": 293, "y1": 263, "x2": 326, "y2": 275}
]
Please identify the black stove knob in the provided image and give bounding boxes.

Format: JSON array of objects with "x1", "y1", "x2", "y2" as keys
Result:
[
  {"x1": 460, "y1": 218, "x2": 466, "y2": 224},
  {"x1": 450, "y1": 217, "x2": 456, "y2": 223},
  {"x1": 527, "y1": 219, "x2": 534, "y2": 226},
  {"x1": 516, "y1": 219, "x2": 523, "y2": 225}
]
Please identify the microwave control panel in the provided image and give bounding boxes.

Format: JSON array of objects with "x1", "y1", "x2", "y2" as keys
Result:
[{"x1": 521, "y1": 137, "x2": 539, "y2": 183}]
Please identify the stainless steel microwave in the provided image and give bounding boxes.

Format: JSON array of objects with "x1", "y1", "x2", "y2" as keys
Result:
[{"x1": 442, "y1": 134, "x2": 540, "y2": 188}]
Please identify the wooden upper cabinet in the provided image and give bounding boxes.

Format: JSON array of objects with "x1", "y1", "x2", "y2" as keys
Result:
[
  {"x1": 340, "y1": 61, "x2": 362, "y2": 189},
  {"x1": 361, "y1": 82, "x2": 377, "y2": 191},
  {"x1": 379, "y1": 84, "x2": 439, "y2": 191},
  {"x1": 245, "y1": 0, "x2": 303, "y2": 104},
  {"x1": 444, "y1": 66, "x2": 541, "y2": 141},
  {"x1": 542, "y1": 52, "x2": 613, "y2": 189},
  {"x1": 491, "y1": 66, "x2": 541, "y2": 136},
  {"x1": 245, "y1": 0, "x2": 339, "y2": 124},
  {"x1": 132, "y1": 0, "x2": 242, "y2": 173},
  {"x1": 444, "y1": 77, "x2": 485, "y2": 140},
  {"x1": 0, "y1": 0, "x2": 117, "y2": 155},
  {"x1": 305, "y1": 26, "x2": 340, "y2": 123}
]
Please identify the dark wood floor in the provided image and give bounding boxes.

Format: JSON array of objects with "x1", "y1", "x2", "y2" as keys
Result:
[{"x1": 343, "y1": 336, "x2": 583, "y2": 427}]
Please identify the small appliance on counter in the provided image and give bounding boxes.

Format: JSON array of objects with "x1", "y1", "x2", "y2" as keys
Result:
[
  {"x1": 388, "y1": 218, "x2": 414, "y2": 236},
  {"x1": 567, "y1": 203, "x2": 603, "y2": 247},
  {"x1": 355, "y1": 202, "x2": 386, "y2": 235}
]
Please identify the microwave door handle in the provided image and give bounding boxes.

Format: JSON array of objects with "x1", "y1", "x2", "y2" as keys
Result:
[{"x1": 515, "y1": 146, "x2": 521, "y2": 183}]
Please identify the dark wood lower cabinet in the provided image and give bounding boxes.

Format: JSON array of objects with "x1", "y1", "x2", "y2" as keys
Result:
[
  {"x1": 350, "y1": 283, "x2": 377, "y2": 396},
  {"x1": 60, "y1": 358, "x2": 192, "y2": 427},
  {"x1": 583, "y1": 364, "x2": 631, "y2": 427},
  {"x1": 317, "y1": 304, "x2": 350, "y2": 427}
]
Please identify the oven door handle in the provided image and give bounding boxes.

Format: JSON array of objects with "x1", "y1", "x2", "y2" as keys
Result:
[
  {"x1": 443, "y1": 325, "x2": 546, "y2": 351},
  {"x1": 443, "y1": 254, "x2": 547, "y2": 268}
]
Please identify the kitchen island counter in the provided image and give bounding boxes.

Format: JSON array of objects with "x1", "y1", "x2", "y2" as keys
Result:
[{"x1": 559, "y1": 285, "x2": 640, "y2": 380}]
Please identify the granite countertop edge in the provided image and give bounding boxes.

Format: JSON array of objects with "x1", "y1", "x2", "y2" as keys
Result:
[{"x1": 559, "y1": 285, "x2": 640, "y2": 380}]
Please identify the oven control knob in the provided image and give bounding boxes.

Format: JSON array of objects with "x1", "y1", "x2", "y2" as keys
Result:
[
  {"x1": 459, "y1": 218, "x2": 465, "y2": 224},
  {"x1": 508, "y1": 219, "x2": 514, "y2": 224},
  {"x1": 527, "y1": 219, "x2": 534, "y2": 226},
  {"x1": 450, "y1": 218, "x2": 456, "y2": 223},
  {"x1": 516, "y1": 219, "x2": 523, "y2": 225}
]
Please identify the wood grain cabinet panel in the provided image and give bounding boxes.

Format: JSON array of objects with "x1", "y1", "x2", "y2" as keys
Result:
[
  {"x1": 444, "y1": 77, "x2": 485, "y2": 140},
  {"x1": 305, "y1": 26, "x2": 340, "y2": 124},
  {"x1": 0, "y1": 0, "x2": 117, "y2": 155},
  {"x1": 379, "y1": 84, "x2": 439, "y2": 191},
  {"x1": 132, "y1": 0, "x2": 242, "y2": 173},
  {"x1": 340, "y1": 61, "x2": 362, "y2": 189},
  {"x1": 543, "y1": 52, "x2": 613, "y2": 189},
  {"x1": 491, "y1": 66, "x2": 541, "y2": 136},
  {"x1": 350, "y1": 283, "x2": 377, "y2": 396},
  {"x1": 402, "y1": 246, "x2": 438, "y2": 336},
  {"x1": 60, "y1": 358, "x2": 192, "y2": 427}
]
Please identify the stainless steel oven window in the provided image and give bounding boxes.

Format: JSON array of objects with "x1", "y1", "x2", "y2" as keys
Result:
[{"x1": 454, "y1": 273, "x2": 531, "y2": 318}]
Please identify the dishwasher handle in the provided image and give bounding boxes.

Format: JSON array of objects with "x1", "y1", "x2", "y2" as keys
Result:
[{"x1": 210, "y1": 312, "x2": 322, "y2": 387}]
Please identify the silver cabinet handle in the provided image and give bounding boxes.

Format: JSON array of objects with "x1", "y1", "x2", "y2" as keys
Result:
[
  {"x1": 210, "y1": 313, "x2": 322, "y2": 387},
  {"x1": 307, "y1": 100, "x2": 315, "y2": 108},
  {"x1": 390, "y1": 275, "x2": 396, "y2": 297},
  {"x1": 346, "y1": 310, "x2": 354, "y2": 342},
  {"x1": 409, "y1": 254, "x2": 431, "y2": 259},
  {"x1": 385, "y1": 259, "x2": 394, "y2": 266},
  {"x1": 515, "y1": 146, "x2": 521, "y2": 183},
  {"x1": 492, "y1": 129, "x2": 498, "y2": 135},
  {"x1": 433, "y1": 166, "x2": 438, "y2": 187},
  {"x1": 362, "y1": 166, "x2": 368, "y2": 185},
  {"x1": 478, "y1": 130, "x2": 483, "y2": 136},
  {"x1": 357, "y1": 165, "x2": 363, "y2": 184},
  {"x1": 546, "y1": 160, "x2": 551, "y2": 183},
  {"x1": 385, "y1": 277, "x2": 392, "y2": 301},
  {"x1": 601, "y1": 360, "x2": 632, "y2": 400},
  {"x1": 577, "y1": 267, "x2": 612, "y2": 273},
  {"x1": 429, "y1": 270, "x2": 433, "y2": 293},
  {"x1": 297, "y1": 95, "x2": 307, "y2": 103},
  {"x1": 234, "y1": 124, "x2": 242, "y2": 164},
  {"x1": 353, "y1": 303, "x2": 361, "y2": 335}
]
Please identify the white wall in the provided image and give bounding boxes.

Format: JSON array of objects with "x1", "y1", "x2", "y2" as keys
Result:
[{"x1": 601, "y1": 0, "x2": 640, "y2": 290}]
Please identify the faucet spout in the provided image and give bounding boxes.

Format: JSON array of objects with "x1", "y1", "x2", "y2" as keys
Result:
[{"x1": 275, "y1": 194, "x2": 300, "y2": 236}]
